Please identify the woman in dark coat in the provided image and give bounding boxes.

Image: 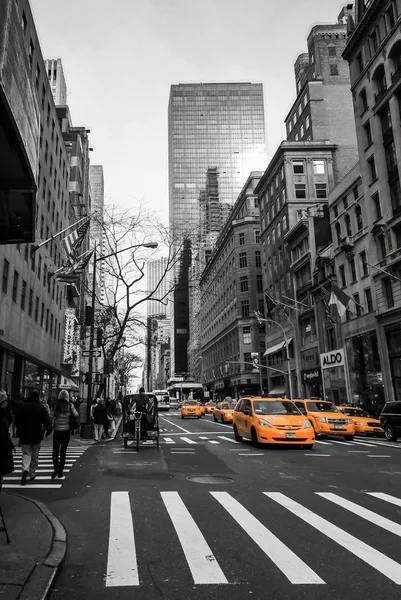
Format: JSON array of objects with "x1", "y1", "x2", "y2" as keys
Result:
[{"x1": 0, "y1": 390, "x2": 15, "y2": 492}]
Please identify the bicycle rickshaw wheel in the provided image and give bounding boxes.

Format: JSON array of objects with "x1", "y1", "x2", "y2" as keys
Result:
[{"x1": 136, "y1": 426, "x2": 140, "y2": 451}]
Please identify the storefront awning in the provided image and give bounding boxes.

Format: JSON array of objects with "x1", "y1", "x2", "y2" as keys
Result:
[
  {"x1": 263, "y1": 338, "x2": 292, "y2": 357},
  {"x1": 59, "y1": 376, "x2": 80, "y2": 392},
  {"x1": 268, "y1": 386, "x2": 285, "y2": 396}
]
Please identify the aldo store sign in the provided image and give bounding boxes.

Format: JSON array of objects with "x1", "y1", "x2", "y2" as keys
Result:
[{"x1": 320, "y1": 349, "x2": 345, "y2": 370}]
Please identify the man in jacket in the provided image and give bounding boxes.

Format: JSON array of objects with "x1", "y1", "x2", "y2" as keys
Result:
[
  {"x1": 16, "y1": 389, "x2": 52, "y2": 485},
  {"x1": 92, "y1": 398, "x2": 107, "y2": 441}
]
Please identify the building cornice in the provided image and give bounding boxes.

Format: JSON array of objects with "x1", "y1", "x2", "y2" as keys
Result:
[{"x1": 343, "y1": 0, "x2": 386, "y2": 60}]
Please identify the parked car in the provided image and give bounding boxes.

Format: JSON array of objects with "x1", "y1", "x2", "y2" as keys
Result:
[{"x1": 379, "y1": 401, "x2": 401, "y2": 441}]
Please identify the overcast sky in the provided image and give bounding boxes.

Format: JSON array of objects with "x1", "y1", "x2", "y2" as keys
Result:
[{"x1": 31, "y1": 0, "x2": 345, "y2": 224}]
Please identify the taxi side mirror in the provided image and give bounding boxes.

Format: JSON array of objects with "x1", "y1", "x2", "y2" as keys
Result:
[{"x1": 243, "y1": 408, "x2": 252, "y2": 416}]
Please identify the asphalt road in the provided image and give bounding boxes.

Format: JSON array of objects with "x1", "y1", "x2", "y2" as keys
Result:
[{"x1": 10, "y1": 411, "x2": 401, "y2": 600}]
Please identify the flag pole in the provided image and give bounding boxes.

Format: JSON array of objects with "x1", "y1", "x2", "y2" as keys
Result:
[
  {"x1": 48, "y1": 247, "x2": 94, "y2": 280},
  {"x1": 30, "y1": 212, "x2": 96, "y2": 255}
]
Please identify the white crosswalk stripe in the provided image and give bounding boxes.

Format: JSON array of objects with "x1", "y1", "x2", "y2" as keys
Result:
[
  {"x1": 2, "y1": 447, "x2": 88, "y2": 489},
  {"x1": 105, "y1": 490, "x2": 401, "y2": 588}
]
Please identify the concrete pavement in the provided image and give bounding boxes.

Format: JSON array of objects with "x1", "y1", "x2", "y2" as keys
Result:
[{"x1": 0, "y1": 417, "x2": 122, "y2": 599}]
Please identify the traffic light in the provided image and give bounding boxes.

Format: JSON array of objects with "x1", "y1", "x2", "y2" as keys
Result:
[
  {"x1": 96, "y1": 328, "x2": 103, "y2": 347},
  {"x1": 85, "y1": 305, "x2": 93, "y2": 326}
]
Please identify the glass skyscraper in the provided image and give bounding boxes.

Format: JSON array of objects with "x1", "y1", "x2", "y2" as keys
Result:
[{"x1": 168, "y1": 82, "x2": 266, "y2": 377}]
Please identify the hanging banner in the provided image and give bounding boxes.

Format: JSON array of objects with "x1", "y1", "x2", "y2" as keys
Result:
[
  {"x1": 71, "y1": 344, "x2": 81, "y2": 377},
  {"x1": 251, "y1": 352, "x2": 260, "y2": 372},
  {"x1": 63, "y1": 308, "x2": 76, "y2": 364}
]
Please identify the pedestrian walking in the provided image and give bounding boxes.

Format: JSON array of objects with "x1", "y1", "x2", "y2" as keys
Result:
[
  {"x1": 0, "y1": 390, "x2": 15, "y2": 493},
  {"x1": 79, "y1": 398, "x2": 88, "y2": 437},
  {"x1": 51, "y1": 390, "x2": 79, "y2": 479},
  {"x1": 15, "y1": 390, "x2": 52, "y2": 485},
  {"x1": 92, "y1": 398, "x2": 107, "y2": 441}
]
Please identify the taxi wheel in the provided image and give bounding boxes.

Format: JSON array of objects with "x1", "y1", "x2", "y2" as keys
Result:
[
  {"x1": 344, "y1": 435, "x2": 354, "y2": 441},
  {"x1": 251, "y1": 428, "x2": 259, "y2": 448},
  {"x1": 181, "y1": 415, "x2": 184, "y2": 419},
  {"x1": 213, "y1": 414, "x2": 218, "y2": 422},
  {"x1": 233, "y1": 425, "x2": 243, "y2": 442},
  {"x1": 304, "y1": 444, "x2": 314, "y2": 450}
]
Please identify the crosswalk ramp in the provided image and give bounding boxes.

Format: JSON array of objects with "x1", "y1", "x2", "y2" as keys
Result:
[
  {"x1": 105, "y1": 489, "x2": 401, "y2": 588},
  {"x1": 2, "y1": 446, "x2": 87, "y2": 489}
]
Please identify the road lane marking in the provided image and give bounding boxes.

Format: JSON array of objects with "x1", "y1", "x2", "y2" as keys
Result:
[
  {"x1": 350, "y1": 440, "x2": 376, "y2": 447},
  {"x1": 218, "y1": 436, "x2": 239, "y2": 444},
  {"x1": 368, "y1": 455, "x2": 391, "y2": 458},
  {"x1": 160, "y1": 431, "x2": 223, "y2": 436},
  {"x1": 180, "y1": 437, "x2": 197, "y2": 444},
  {"x1": 106, "y1": 491, "x2": 138, "y2": 587},
  {"x1": 359, "y1": 440, "x2": 400, "y2": 449},
  {"x1": 304, "y1": 454, "x2": 331, "y2": 457},
  {"x1": 163, "y1": 438, "x2": 176, "y2": 444},
  {"x1": 348, "y1": 451, "x2": 369, "y2": 453},
  {"x1": 211, "y1": 492, "x2": 324, "y2": 584},
  {"x1": 2, "y1": 484, "x2": 62, "y2": 488},
  {"x1": 161, "y1": 491, "x2": 228, "y2": 585},
  {"x1": 265, "y1": 492, "x2": 401, "y2": 584},
  {"x1": 315, "y1": 440, "x2": 332, "y2": 445},
  {"x1": 171, "y1": 452, "x2": 195, "y2": 455},
  {"x1": 367, "y1": 492, "x2": 401, "y2": 507},
  {"x1": 199, "y1": 436, "x2": 209, "y2": 439},
  {"x1": 238, "y1": 453, "x2": 263, "y2": 456},
  {"x1": 208, "y1": 440, "x2": 219, "y2": 444},
  {"x1": 330, "y1": 440, "x2": 354, "y2": 446},
  {"x1": 159, "y1": 417, "x2": 191, "y2": 434},
  {"x1": 317, "y1": 492, "x2": 401, "y2": 538}
]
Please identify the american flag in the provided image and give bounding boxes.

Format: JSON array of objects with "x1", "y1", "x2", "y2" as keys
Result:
[
  {"x1": 57, "y1": 249, "x2": 94, "y2": 283},
  {"x1": 63, "y1": 218, "x2": 90, "y2": 259}
]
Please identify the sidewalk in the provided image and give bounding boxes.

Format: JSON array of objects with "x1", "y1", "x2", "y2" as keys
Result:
[{"x1": 0, "y1": 418, "x2": 122, "y2": 599}]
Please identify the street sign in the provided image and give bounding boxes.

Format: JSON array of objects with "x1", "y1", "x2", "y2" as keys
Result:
[{"x1": 82, "y1": 350, "x2": 101, "y2": 357}]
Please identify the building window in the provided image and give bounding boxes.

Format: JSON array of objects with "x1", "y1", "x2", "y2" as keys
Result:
[
  {"x1": 46, "y1": 309, "x2": 49, "y2": 332},
  {"x1": 367, "y1": 156, "x2": 377, "y2": 182},
  {"x1": 349, "y1": 257, "x2": 357, "y2": 282},
  {"x1": 315, "y1": 184, "x2": 327, "y2": 198},
  {"x1": 353, "y1": 293, "x2": 362, "y2": 317},
  {"x1": 22, "y1": 11, "x2": 27, "y2": 33},
  {"x1": 390, "y1": 178, "x2": 401, "y2": 214},
  {"x1": 293, "y1": 161, "x2": 304, "y2": 174},
  {"x1": 395, "y1": 224, "x2": 401, "y2": 249},
  {"x1": 360, "y1": 89, "x2": 368, "y2": 114},
  {"x1": 40, "y1": 303, "x2": 45, "y2": 327},
  {"x1": 241, "y1": 301, "x2": 250, "y2": 318},
  {"x1": 50, "y1": 314, "x2": 54, "y2": 337},
  {"x1": 328, "y1": 46, "x2": 336, "y2": 57},
  {"x1": 355, "y1": 205, "x2": 364, "y2": 231},
  {"x1": 239, "y1": 232, "x2": 245, "y2": 246},
  {"x1": 2, "y1": 259, "x2": 9, "y2": 294},
  {"x1": 282, "y1": 215, "x2": 288, "y2": 232},
  {"x1": 385, "y1": 141, "x2": 398, "y2": 175},
  {"x1": 257, "y1": 274, "x2": 263, "y2": 292},
  {"x1": 240, "y1": 276, "x2": 249, "y2": 292},
  {"x1": 243, "y1": 326, "x2": 251, "y2": 344},
  {"x1": 38, "y1": 256, "x2": 42, "y2": 280},
  {"x1": 313, "y1": 160, "x2": 325, "y2": 174},
  {"x1": 364, "y1": 287, "x2": 373, "y2": 312},
  {"x1": 28, "y1": 289, "x2": 33, "y2": 316},
  {"x1": 372, "y1": 192, "x2": 382, "y2": 219},
  {"x1": 295, "y1": 184, "x2": 306, "y2": 198},
  {"x1": 339, "y1": 264, "x2": 346, "y2": 287},
  {"x1": 34, "y1": 297, "x2": 39, "y2": 322},
  {"x1": 12, "y1": 271, "x2": 19, "y2": 303},
  {"x1": 239, "y1": 252, "x2": 247, "y2": 268},
  {"x1": 386, "y1": 2, "x2": 396, "y2": 29},
  {"x1": 335, "y1": 222, "x2": 342, "y2": 245},
  {"x1": 330, "y1": 64, "x2": 339, "y2": 76},
  {"x1": 21, "y1": 280, "x2": 26, "y2": 310},
  {"x1": 363, "y1": 120, "x2": 372, "y2": 147},
  {"x1": 382, "y1": 277, "x2": 394, "y2": 308},
  {"x1": 377, "y1": 234, "x2": 387, "y2": 259},
  {"x1": 334, "y1": 205, "x2": 338, "y2": 218},
  {"x1": 35, "y1": 64, "x2": 40, "y2": 89},
  {"x1": 356, "y1": 52, "x2": 364, "y2": 74},
  {"x1": 360, "y1": 250, "x2": 368, "y2": 276},
  {"x1": 255, "y1": 230, "x2": 260, "y2": 244},
  {"x1": 345, "y1": 214, "x2": 352, "y2": 237},
  {"x1": 28, "y1": 39, "x2": 34, "y2": 67},
  {"x1": 255, "y1": 251, "x2": 261, "y2": 268}
]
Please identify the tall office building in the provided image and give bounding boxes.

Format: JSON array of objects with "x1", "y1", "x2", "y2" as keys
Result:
[
  {"x1": 147, "y1": 258, "x2": 169, "y2": 318},
  {"x1": 44, "y1": 58, "x2": 67, "y2": 106},
  {"x1": 168, "y1": 82, "x2": 266, "y2": 377}
]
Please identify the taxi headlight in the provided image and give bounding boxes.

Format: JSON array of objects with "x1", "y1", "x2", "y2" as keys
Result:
[
  {"x1": 355, "y1": 421, "x2": 367, "y2": 426},
  {"x1": 317, "y1": 417, "x2": 327, "y2": 423},
  {"x1": 258, "y1": 419, "x2": 274, "y2": 428},
  {"x1": 302, "y1": 419, "x2": 312, "y2": 429},
  {"x1": 345, "y1": 419, "x2": 353, "y2": 425}
]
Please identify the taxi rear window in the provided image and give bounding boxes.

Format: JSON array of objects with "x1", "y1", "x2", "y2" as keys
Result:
[
  {"x1": 306, "y1": 401, "x2": 340, "y2": 412},
  {"x1": 184, "y1": 401, "x2": 199, "y2": 406},
  {"x1": 221, "y1": 403, "x2": 237, "y2": 409},
  {"x1": 341, "y1": 408, "x2": 370, "y2": 417},
  {"x1": 253, "y1": 401, "x2": 301, "y2": 415}
]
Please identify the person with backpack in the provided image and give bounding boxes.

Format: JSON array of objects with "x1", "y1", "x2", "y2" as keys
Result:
[{"x1": 52, "y1": 390, "x2": 79, "y2": 479}]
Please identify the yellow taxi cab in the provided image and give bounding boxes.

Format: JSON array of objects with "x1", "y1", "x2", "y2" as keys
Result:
[
  {"x1": 232, "y1": 396, "x2": 315, "y2": 449},
  {"x1": 213, "y1": 400, "x2": 237, "y2": 423},
  {"x1": 338, "y1": 405, "x2": 384, "y2": 436},
  {"x1": 181, "y1": 400, "x2": 202, "y2": 419},
  {"x1": 199, "y1": 403, "x2": 206, "y2": 415},
  {"x1": 292, "y1": 399, "x2": 355, "y2": 440},
  {"x1": 205, "y1": 402, "x2": 216, "y2": 414}
]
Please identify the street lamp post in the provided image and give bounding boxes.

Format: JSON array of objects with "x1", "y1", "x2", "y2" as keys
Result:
[
  {"x1": 254, "y1": 312, "x2": 293, "y2": 400},
  {"x1": 82, "y1": 241, "x2": 158, "y2": 439}
]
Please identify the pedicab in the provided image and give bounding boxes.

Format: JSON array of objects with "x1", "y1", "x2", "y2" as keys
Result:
[{"x1": 122, "y1": 393, "x2": 159, "y2": 450}]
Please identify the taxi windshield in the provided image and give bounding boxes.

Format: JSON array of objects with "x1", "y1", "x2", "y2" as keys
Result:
[
  {"x1": 221, "y1": 403, "x2": 237, "y2": 410},
  {"x1": 306, "y1": 401, "x2": 340, "y2": 413},
  {"x1": 184, "y1": 401, "x2": 199, "y2": 406},
  {"x1": 253, "y1": 401, "x2": 301, "y2": 415},
  {"x1": 341, "y1": 408, "x2": 370, "y2": 417}
]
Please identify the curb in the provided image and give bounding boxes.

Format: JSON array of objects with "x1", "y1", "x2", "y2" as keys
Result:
[{"x1": 6, "y1": 492, "x2": 67, "y2": 600}]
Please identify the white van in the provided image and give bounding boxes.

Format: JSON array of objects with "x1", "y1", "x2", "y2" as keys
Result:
[{"x1": 152, "y1": 390, "x2": 170, "y2": 411}]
